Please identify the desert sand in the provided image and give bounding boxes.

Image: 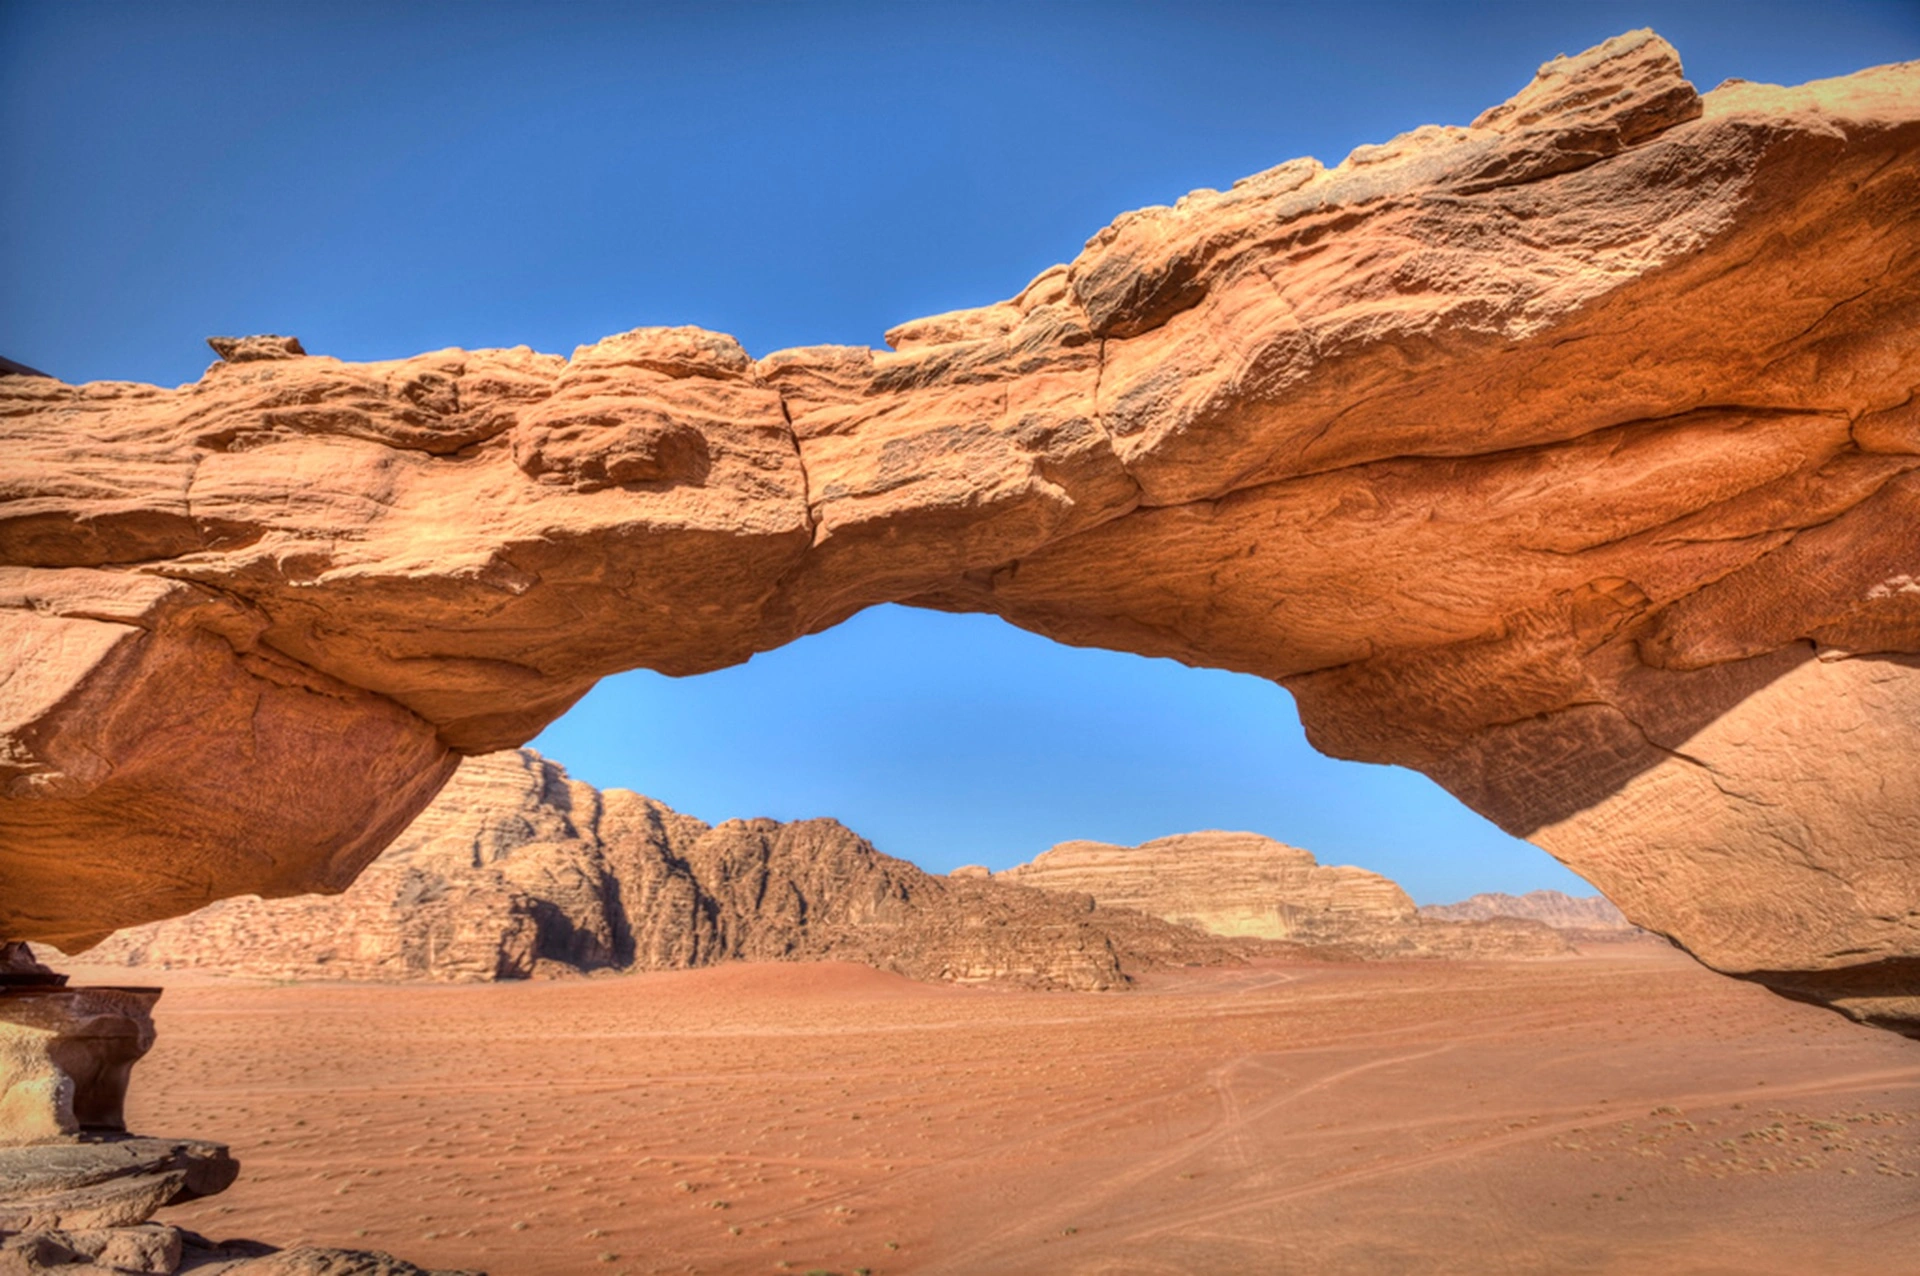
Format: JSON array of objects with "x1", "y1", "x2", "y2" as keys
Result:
[{"x1": 54, "y1": 947, "x2": 1917, "y2": 1275}]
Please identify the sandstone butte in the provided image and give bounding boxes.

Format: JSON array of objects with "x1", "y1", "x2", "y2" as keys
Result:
[
  {"x1": 1002, "y1": 831, "x2": 1419, "y2": 939},
  {"x1": 2, "y1": 31, "x2": 1919, "y2": 1033}
]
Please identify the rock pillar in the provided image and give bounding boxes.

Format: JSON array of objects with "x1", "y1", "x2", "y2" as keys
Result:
[{"x1": 0, "y1": 943, "x2": 240, "y2": 1273}]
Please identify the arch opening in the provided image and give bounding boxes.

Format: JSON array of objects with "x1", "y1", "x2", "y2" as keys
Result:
[{"x1": 530, "y1": 603, "x2": 1594, "y2": 905}]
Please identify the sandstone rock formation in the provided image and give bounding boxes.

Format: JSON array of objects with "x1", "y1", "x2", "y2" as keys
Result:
[
  {"x1": 1001, "y1": 832, "x2": 1569, "y2": 959},
  {"x1": 1003, "y1": 832, "x2": 1415, "y2": 938},
  {"x1": 0, "y1": 982, "x2": 157, "y2": 1147},
  {"x1": 182, "y1": 1243, "x2": 482, "y2": 1274},
  {"x1": 1420, "y1": 890, "x2": 1637, "y2": 932},
  {"x1": 83, "y1": 751, "x2": 1239, "y2": 991},
  {"x1": 3, "y1": 32, "x2": 1918, "y2": 1029}
]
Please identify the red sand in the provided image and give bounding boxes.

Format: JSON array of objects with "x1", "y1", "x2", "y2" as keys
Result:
[{"x1": 87, "y1": 947, "x2": 1920, "y2": 1274}]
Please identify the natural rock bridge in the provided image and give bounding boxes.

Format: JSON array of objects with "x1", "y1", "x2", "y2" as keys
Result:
[{"x1": 4, "y1": 32, "x2": 1919, "y2": 1036}]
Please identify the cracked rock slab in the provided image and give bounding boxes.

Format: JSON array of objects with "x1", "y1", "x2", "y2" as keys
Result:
[{"x1": 0, "y1": 1139, "x2": 237, "y2": 1233}]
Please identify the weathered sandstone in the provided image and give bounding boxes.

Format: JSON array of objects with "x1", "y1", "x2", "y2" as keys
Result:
[
  {"x1": 187, "y1": 1245, "x2": 483, "y2": 1275},
  {"x1": 2, "y1": 32, "x2": 1918, "y2": 1028},
  {"x1": 0, "y1": 999, "x2": 462, "y2": 1276},
  {"x1": 82, "y1": 751, "x2": 1240, "y2": 991},
  {"x1": 1001, "y1": 832, "x2": 1569, "y2": 958},
  {"x1": 0, "y1": 985, "x2": 157, "y2": 1147},
  {"x1": 3, "y1": 1220, "x2": 184, "y2": 1274}
]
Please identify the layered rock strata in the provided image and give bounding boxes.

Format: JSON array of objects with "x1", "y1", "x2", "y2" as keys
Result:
[
  {"x1": 0, "y1": 1137, "x2": 237, "y2": 1233},
  {"x1": 0, "y1": 1064, "x2": 461, "y2": 1274},
  {"x1": 3, "y1": 32, "x2": 1918, "y2": 1028},
  {"x1": 1003, "y1": 832, "x2": 1415, "y2": 938},
  {"x1": 82, "y1": 751, "x2": 1239, "y2": 991},
  {"x1": 0, "y1": 1142, "x2": 473, "y2": 1273},
  {"x1": 1000, "y1": 832, "x2": 1569, "y2": 958}
]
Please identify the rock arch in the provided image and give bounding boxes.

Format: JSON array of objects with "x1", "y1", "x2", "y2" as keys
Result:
[{"x1": 4, "y1": 32, "x2": 1920, "y2": 1030}]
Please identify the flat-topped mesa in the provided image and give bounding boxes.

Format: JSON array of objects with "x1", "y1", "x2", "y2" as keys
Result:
[
  {"x1": 999, "y1": 833, "x2": 1570, "y2": 959},
  {"x1": 2, "y1": 32, "x2": 1919, "y2": 1031},
  {"x1": 1001, "y1": 832, "x2": 1416, "y2": 940}
]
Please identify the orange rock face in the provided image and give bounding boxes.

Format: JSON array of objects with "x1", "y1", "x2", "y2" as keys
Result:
[{"x1": 2, "y1": 32, "x2": 1917, "y2": 1028}]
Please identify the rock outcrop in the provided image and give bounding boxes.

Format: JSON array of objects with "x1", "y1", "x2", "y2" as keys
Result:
[
  {"x1": 3, "y1": 32, "x2": 1918, "y2": 1029},
  {"x1": 82, "y1": 751, "x2": 1239, "y2": 991},
  {"x1": 1001, "y1": 832, "x2": 1569, "y2": 958},
  {"x1": 1420, "y1": 890, "x2": 1638, "y2": 932}
]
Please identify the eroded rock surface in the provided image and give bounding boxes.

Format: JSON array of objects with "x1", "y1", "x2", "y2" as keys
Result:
[
  {"x1": 193, "y1": 1246, "x2": 482, "y2": 1275},
  {"x1": 0, "y1": 1137, "x2": 236, "y2": 1232},
  {"x1": 0, "y1": 986, "x2": 156, "y2": 1147},
  {"x1": 3, "y1": 32, "x2": 1918, "y2": 1027},
  {"x1": 82, "y1": 751, "x2": 1238, "y2": 991},
  {"x1": 0, "y1": 1133, "x2": 464, "y2": 1275}
]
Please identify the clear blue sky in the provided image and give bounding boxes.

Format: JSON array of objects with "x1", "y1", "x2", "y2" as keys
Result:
[{"x1": 5, "y1": 2, "x2": 1915, "y2": 901}]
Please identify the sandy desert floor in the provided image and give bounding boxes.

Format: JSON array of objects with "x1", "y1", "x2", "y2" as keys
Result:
[{"x1": 63, "y1": 945, "x2": 1920, "y2": 1275}]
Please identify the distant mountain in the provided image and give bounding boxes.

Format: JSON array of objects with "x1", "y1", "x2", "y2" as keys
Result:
[
  {"x1": 1419, "y1": 890, "x2": 1639, "y2": 933},
  {"x1": 85, "y1": 752, "x2": 1589, "y2": 986},
  {"x1": 998, "y1": 832, "x2": 1570, "y2": 959},
  {"x1": 82, "y1": 750, "x2": 1241, "y2": 990}
]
